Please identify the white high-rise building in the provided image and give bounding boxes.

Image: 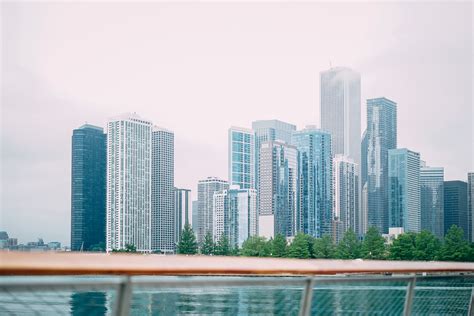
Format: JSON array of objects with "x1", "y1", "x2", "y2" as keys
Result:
[
  {"x1": 333, "y1": 155, "x2": 359, "y2": 242},
  {"x1": 106, "y1": 113, "x2": 153, "y2": 252},
  {"x1": 151, "y1": 127, "x2": 175, "y2": 253},
  {"x1": 258, "y1": 140, "x2": 298, "y2": 239},
  {"x1": 197, "y1": 177, "x2": 229, "y2": 242},
  {"x1": 213, "y1": 185, "x2": 257, "y2": 247},
  {"x1": 320, "y1": 67, "x2": 361, "y2": 166}
]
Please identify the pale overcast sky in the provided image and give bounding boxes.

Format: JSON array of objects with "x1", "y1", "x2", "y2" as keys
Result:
[{"x1": 1, "y1": 2, "x2": 472, "y2": 246}]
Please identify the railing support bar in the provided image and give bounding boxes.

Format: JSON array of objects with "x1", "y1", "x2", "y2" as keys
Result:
[
  {"x1": 299, "y1": 278, "x2": 314, "y2": 316},
  {"x1": 468, "y1": 288, "x2": 474, "y2": 316},
  {"x1": 114, "y1": 276, "x2": 132, "y2": 316},
  {"x1": 403, "y1": 276, "x2": 416, "y2": 316}
]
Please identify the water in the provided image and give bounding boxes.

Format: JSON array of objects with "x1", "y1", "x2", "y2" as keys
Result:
[{"x1": 1, "y1": 276, "x2": 473, "y2": 315}]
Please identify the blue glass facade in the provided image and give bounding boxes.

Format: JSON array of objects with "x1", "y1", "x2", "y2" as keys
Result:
[
  {"x1": 228, "y1": 127, "x2": 255, "y2": 189},
  {"x1": 444, "y1": 181, "x2": 468, "y2": 239},
  {"x1": 420, "y1": 166, "x2": 444, "y2": 239},
  {"x1": 292, "y1": 127, "x2": 333, "y2": 238},
  {"x1": 71, "y1": 124, "x2": 106, "y2": 251}
]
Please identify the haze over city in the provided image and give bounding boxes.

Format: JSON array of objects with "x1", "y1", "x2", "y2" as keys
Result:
[{"x1": 1, "y1": 2, "x2": 472, "y2": 246}]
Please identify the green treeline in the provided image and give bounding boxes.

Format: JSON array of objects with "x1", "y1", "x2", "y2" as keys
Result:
[{"x1": 177, "y1": 224, "x2": 474, "y2": 262}]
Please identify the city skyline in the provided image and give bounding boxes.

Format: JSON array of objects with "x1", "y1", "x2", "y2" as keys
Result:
[{"x1": 2, "y1": 2, "x2": 472, "y2": 245}]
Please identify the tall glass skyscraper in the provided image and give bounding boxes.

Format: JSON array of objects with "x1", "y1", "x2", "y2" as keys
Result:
[
  {"x1": 420, "y1": 164, "x2": 444, "y2": 239},
  {"x1": 197, "y1": 177, "x2": 228, "y2": 242},
  {"x1": 388, "y1": 148, "x2": 420, "y2": 233},
  {"x1": 174, "y1": 188, "x2": 191, "y2": 244},
  {"x1": 151, "y1": 127, "x2": 175, "y2": 253},
  {"x1": 444, "y1": 180, "x2": 468, "y2": 239},
  {"x1": 333, "y1": 155, "x2": 359, "y2": 241},
  {"x1": 468, "y1": 173, "x2": 474, "y2": 242},
  {"x1": 71, "y1": 124, "x2": 106, "y2": 251},
  {"x1": 366, "y1": 97, "x2": 397, "y2": 234},
  {"x1": 320, "y1": 67, "x2": 361, "y2": 166},
  {"x1": 106, "y1": 114, "x2": 153, "y2": 252},
  {"x1": 213, "y1": 186, "x2": 257, "y2": 247},
  {"x1": 258, "y1": 140, "x2": 298, "y2": 238},
  {"x1": 228, "y1": 127, "x2": 255, "y2": 189},
  {"x1": 292, "y1": 127, "x2": 333, "y2": 238}
]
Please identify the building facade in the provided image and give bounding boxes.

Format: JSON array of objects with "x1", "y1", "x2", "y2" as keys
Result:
[
  {"x1": 228, "y1": 127, "x2": 255, "y2": 189},
  {"x1": 444, "y1": 180, "x2": 468, "y2": 239},
  {"x1": 106, "y1": 114, "x2": 153, "y2": 252},
  {"x1": 71, "y1": 124, "x2": 106, "y2": 251},
  {"x1": 388, "y1": 148, "x2": 421, "y2": 233},
  {"x1": 197, "y1": 177, "x2": 229, "y2": 242},
  {"x1": 333, "y1": 155, "x2": 359, "y2": 241},
  {"x1": 174, "y1": 188, "x2": 191, "y2": 245},
  {"x1": 213, "y1": 186, "x2": 258, "y2": 247},
  {"x1": 292, "y1": 127, "x2": 333, "y2": 238},
  {"x1": 420, "y1": 165, "x2": 444, "y2": 239},
  {"x1": 366, "y1": 97, "x2": 397, "y2": 234},
  {"x1": 151, "y1": 127, "x2": 175, "y2": 253},
  {"x1": 258, "y1": 140, "x2": 298, "y2": 238},
  {"x1": 468, "y1": 173, "x2": 474, "y2": 242}
]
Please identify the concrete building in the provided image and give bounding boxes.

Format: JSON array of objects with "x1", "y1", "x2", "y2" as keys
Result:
[{"x1": 420, "y1": 164, "x2": 444, "y2": 239}]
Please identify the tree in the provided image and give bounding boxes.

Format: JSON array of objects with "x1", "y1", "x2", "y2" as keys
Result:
[
  {"x1": 89, "y1": 242, "x2": 106, "y2": 252},
  {"x1": 313, "y1": 235, "x2": 335, "y2": 259},
  {"x1": 413, "y1": 230, "x2": 441, "y2": 261},
  {"x1": 288, "y1": 233, "x2": 310, "y2": 259},
  {"x1": 215, "y1": 234, "x2": 231, "y2": 256},
  {"x1": 336, "y1": 230, "x2": 361, "y2": 259},
  {"x1": 112, "y1": 243, "x2": 137, "y2": 253},
  {"x1": 389, "y1": 233, "x2": 416, "y2": 260},
  {"x1": 241, "y1": 236, "x2": 270, "y2": 257},
  {"x1": 440, "y1": 225, "x2": 472, "y2": 262},
  {"x1": 177, "y1": 224, "x2": 198, "y2": 255},
  {"x1": 200, "y1": 231, "x2": 215, "y2": 255},
  {"x1": 361, "y1": 227, "x2": 386, "y2": 260},
  {"x1": 271, "y1": 234, "x2": 288, "y2": 258}
]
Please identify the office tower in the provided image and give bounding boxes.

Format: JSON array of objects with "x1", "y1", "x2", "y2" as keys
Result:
[
  {"x1": 469, "y1": 173, "x2": 474, "y2": 242},
  {"x1": 258, "y1": 140, "x2": 298, "y2": 238},
  {"x1": 197, "y1": 177, "x2": 229, "y2": 242},
  {"x1": 388, "y1": 148, "x2": 421, "y2": 233},
  {"x1": 106, "y1": 114, "x2": 152, "y2": 252},
  {"x1": 252, "y1": 120, "x2": 296, "y2": 200},
  {"x1": 420, "y1": 165, "x2": 444, "y2": 239},
  {"x1": 151, "y1": 127, "x2": 175, "y2": 253},
  {"x1": 360, "y1": 183, "x2": 368, "y2": 235},
  {"x1": 361, "y1": 130, "x2": 368, "y2": 189},
  {"x1": 213, "y1": 186, "x2": 257, "y2": 247},
  {"x1": 366, "y1": 97, "x2": 397, "y2": 234},
  {"x1": 228, "y1": 127, "x2": 255, "y2": 189},
  {"x1": 320, "y1": 67, "x2": 361, "y2": 166},
  {"x1": 292, "y1": 126, "x2": 333, "y2": 238},
  {"x1": 174, "y1": 188, "x2": 191, "y2": 243},
  {"x1": 192, "y1": 200, "x2": 199, "y2": 229},
  {"x1": 444, "y1": 181, "x2": 468, "y2": 239},
  {"x1": 333, "y1": 155, "x2": 359, "y2": 241},
  {"x1": 71, "y1": 124, "x2": 106, "y2": 251}
]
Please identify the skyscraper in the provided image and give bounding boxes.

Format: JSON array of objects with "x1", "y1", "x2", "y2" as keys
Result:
[
  {"x1": 420, "y1": 164, "x2": 444, "y2": 239},
  {"x1": 388, "y1": 148, "x2": 421, "y2": 233},
  {"x1": 320, "y1": 67, "x2": 361, "y2": 166},
  {"x1": 333, "y1": 155, "x2": 359, "y2": 241},
  {"x1": 292, "y1": 126, "x2": 333, "y2": 238},
  {"x1": 468, "y1": 173, "x2": 474, "y2": 242},
  {"x1": 151, "y1": 127, "x2": 175, "y2": 253},
  {"x1": 174, "y1": 188, "x2": 191, "y2": 243},
  {"x1": 361, "y1": 130, "x2": 368, "y2": 188},
  {"x1": 228, "y1": 127, "x2": 255, "y2": 189},
  {"x1": 106, "y1": 114, "x2": 152, "y2": 252},
  {"x1": 192, "y1": 200, "x2": 199, "y2": 230},
  {"x1": 197, "y1": 177, "x2": 229, "y2": 242},
  {"x1": 213, "y1": 186, "x2": 257, "y2": 247},
  {"x1": 444, "y1": 180, "x2": 468, "y2": 239},
  {"x1": 258, "y1": 140, "x2": 298, "y2": 238},
  {"x1": 71, "y1": 124, "x2": 106, "y2": 251},
  {"x1": 366, "y1": 97, "x2": 397, "y2": 234}
]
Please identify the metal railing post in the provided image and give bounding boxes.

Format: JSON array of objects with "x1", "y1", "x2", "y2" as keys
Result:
[
  {"x1": 468, "y1": 288, "x2": 474, "y2": 316},
  {"x1": 114, "y1": 276, "x2": 132, "y2": 316},
  {"x1": 299, "y1": 278, "x2": 315, "y2": 316},
  {"x1": 403, "y1": 276, "x2": 416, "y2": 316}
]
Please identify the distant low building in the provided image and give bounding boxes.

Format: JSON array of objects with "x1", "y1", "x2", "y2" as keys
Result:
[{"x1": 382, "y1": 227, "x2": 405, "y2": 245}]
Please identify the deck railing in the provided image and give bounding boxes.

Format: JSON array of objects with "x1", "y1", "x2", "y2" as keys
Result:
[{"x1": 1, "y1": 251, "x2": 473, "y2": 315}]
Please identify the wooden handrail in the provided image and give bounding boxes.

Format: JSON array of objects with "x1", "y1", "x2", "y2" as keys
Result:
[{"x1": 1, "y1": 251, "x2": 473, "y2": 276}]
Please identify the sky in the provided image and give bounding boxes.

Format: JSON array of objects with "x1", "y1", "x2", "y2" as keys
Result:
[{"x1": 1, "y1": 2, "x2": 472, "y2": 246}]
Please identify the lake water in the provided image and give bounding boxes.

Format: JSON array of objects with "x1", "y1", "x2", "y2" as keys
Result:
[{"x1": 1, "y1": 275, "x2": 473, "y2": 315}]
